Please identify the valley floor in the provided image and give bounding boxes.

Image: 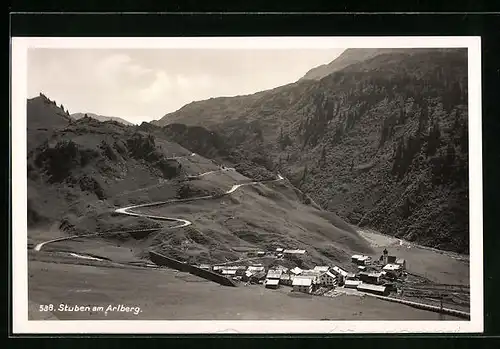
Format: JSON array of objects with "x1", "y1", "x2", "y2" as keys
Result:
[{"x1": 28, "y1": 253, "x2": 461, "y2": 321}]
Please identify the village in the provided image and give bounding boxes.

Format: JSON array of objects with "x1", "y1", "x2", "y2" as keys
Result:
[{"x1": 195, "y1": 247, "x2": 408, "y2": 297}]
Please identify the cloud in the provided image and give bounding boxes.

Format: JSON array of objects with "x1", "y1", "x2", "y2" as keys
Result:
[
  {"x1": 27, "y1": 48, "x2": 345, "y2": 123},
  {"x1": 139, "y1": 71, "x2": 172, "y2": 103}
]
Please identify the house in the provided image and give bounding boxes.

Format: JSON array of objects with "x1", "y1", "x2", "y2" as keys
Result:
[
  {"x1": 198, "y1": 264, "x2": 211, "y2": 271},
  {"x1": 265, "y1": 279, "x2": 280, "y2": 289},
  {"x1": 279, "y1": 273, "x2": 293, "y2": 286},
  {"x1": 346, "y1": 273, "x2": 357, "y2": 280},
  {"x1": 247, "y1": 266, "x2": 265, "y2": 273},
  {"x1": 331, "y1": 265, "x2": 349, "y2": 285},
  {"x1": 351, "y1": 255, "x2": 362, "y2": 263},
  {"x1": 235, "y1": 267, "x2": 247, "y2": 276},
  {"x1": 266, "y1": 269, "x2": 283, "y2": 280},
  {"x1": 318, "y1": 271, "x2": 338, "y2": 287},
  {"x1": 395, "y1": 258, "x2": 407, "y2": 270},
  {"x1": 257, "y1": 251, "x2": 266, "y2": 257},
  {"x1": 290, "y1": 267, "x2": 303, "y2": 275},
  {"x1": 221, "y1": 269, "x2": 237, "y2": 276},
  {"x1": 301, "y1": 270, "x2": 322, "y2": 284},
  {"x1": 242, "y1": 270, "x2": 254, "y2": 282},
  {"x1": 383, "y1": 263, "x2": 402, "y2": 276},
  {"x1": 249, "y1": 271, "x2": 267, "y2": 283},
  {"x1": 357, "y1": 255, "x2": 371, "y2": 265},
  {"x1": 358, "y1": 272, "x2": 383, "y2": 285},
  {"x1": 275, "y1": 248, "x2": 284, "y2": 253},
  {"x1": 331, "y1": 266, "x2": 349, "y2": 277},
  {"x1": 273, "y1": 265, "x2": 289, "y2": 273},
  {"x1": 283, "y1": 249, "x2": 306, "y2": 255},
  {"x1": 292, "y1": 276, "x2": 313, "y2": 294},
  {"x1": 344, "y1": 280, "x2": 362, "y2": 289},
  {"x1": 357, "y1": 283, "x2": 390, "y2": 296},
  {"x1": 313, "y1": 266, "x2": 330, "y2": 273},
  {"x1": 358, "y1": 266, "x2": 367, "y2": 271}
]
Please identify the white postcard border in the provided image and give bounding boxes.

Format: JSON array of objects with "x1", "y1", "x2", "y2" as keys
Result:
[{"x1": 11, "y1": 36, "x2": 483, "y2": 334}]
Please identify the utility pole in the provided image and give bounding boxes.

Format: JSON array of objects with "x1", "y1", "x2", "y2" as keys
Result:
[{"x1": 439, "y1": 295, "x2": 444, "y2": 320}]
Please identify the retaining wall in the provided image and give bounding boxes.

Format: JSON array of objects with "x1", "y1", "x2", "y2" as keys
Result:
[{"x1": 149, "y1": 251, "x2": 237, "y2": 287}]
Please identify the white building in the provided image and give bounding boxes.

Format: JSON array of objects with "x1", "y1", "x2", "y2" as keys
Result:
[
  {"x1": 318, "y1": 271, "x2": 337, "y2": 287},
  {"x1": 383, "y1": 263, "x2": 402, "y2": 276},
  {"x1": 265, "y1": 279, "x2": 280, "y2": 289},
  {"x1": 344, "y1": 280, "x2": 362, "y2": 289},
  {"x1": 331, "y1": 265, "x2": 349, "y2": 278},
  {"x1": 283, "y1": 249, "x2": 306, "y2": 255},
  {"x1": 266, "y1": 269, "x2": 283, "y2": 280},
  {"x1": 247, "y1": 266, "x2": 265, "y2": 273},
  {"x1": 313, "y1": 266, "x2": 330, "y2": 273},
  {"x1": 290, "y1": 267, "x2": 303, "y2": 275},
  {"x1": 395, "y1": 258, "x2": 407, "y2": 269},
  {"x1": 301, "y1": 270, "x2": 322, "y2": 284},
  {"x1": 292, "y1": 277, "x2": 313, "y2": 294}
]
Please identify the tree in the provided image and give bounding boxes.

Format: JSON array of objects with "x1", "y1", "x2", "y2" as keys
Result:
[{"x1": 425, "y1": 121, "x2": 441, "y2": 156}]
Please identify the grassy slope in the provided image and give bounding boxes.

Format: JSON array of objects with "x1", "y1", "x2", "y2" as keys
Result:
[{"x1": 27, "y1": 95, "x2": 371, "y2": 267}]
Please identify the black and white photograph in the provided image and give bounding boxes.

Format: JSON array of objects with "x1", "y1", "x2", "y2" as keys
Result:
[{"x1": 11, "y1": 37, "x2": 482, "y2": 333}]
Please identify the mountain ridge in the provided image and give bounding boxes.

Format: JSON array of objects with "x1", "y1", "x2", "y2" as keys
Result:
[
  {"x1": 150, "y1": 48, "x2": 470, "y2": 254},
  {"x1": 71, "y1": 112, "x2": 136, "y2": 126}
]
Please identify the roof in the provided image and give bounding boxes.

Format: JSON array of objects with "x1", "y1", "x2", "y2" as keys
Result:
[
  {"x1": 313, "y1": 266, "x2": 330, "y2": 272},
  {"x1": 383, "y1": 264, "x2": 401, "y2": 271},
  {"x1": 292, "y1": 277, "x2": 313, "y2": 286},
  {"x1": 251, "y1": 271, "x2": 267, "y2": 279},
  {"x1": 396, "y1": 258, "x2": 406, "y2": 264},
  {"x1": 359, "y1": 271, "x2": 382, "y2": 278},
  {"x1": 358, "y1": 256, "x2": 370, "y2": 261},
  {"x1": 247, "y1": 266, "x2": 265, "y2": 272},
  {"x1": 357, "y1": 283, "x2": 387, "y2": 293},
  {"x1": 324, "y1": 271, "x2": 337, "y2": 279},
  {"x1": 345, "y1": 280, "x2": 362, "y2": 286},
  {"x1": 283, "y1": 249, "x2": 306, "y2": 254},
  {"x1": 265, "y1": 279, "x2": 280, "y2": 285},
  {"x1": 331, "y1": 266, "x2": 349, "y2": 277},
  {"x1": 274, "y1": 265, "x2": 288, "y2": 272},
  {"x1": 351, "y1": 255, "x2": 362, "y2": 259},
  {"x1": 266, "y1": 269, "x2": 283, "y2": 279},
  {"x1": 301, "y1": 270, "x2": 321, "y2": 277},
  {"x1": 290, "y1": 267, "x2": 303, "y2": 275},
  {"x1": 222, "y1": 269, "x2": 237, "y2": 275},
  {"x1": 275, "y1": 248, "x2": 284, "y2": 252}
]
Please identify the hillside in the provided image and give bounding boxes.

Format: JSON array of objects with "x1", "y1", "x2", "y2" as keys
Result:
[
  {"x1": 27, "y1": 94, "x2": 72, "y2": 152},
  {"x1": 27, "y1": 95, "x2": 372, "y2": 267},
  {"x1": 299, "y1": 48, "x2": 452, "y2": 81},
  {"x1": 154, "y1": 48, "x2": 469, "y2": 254},
  {"x1": 71, "y1": 112, "x2": 135, "y2": 126}
]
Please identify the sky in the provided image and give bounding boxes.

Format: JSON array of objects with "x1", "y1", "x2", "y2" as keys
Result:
[{"x1": 27, "y1": 48, "x2": 344, "y2": 124}]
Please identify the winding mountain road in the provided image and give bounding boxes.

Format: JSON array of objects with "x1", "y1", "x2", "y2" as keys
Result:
[
  {"x1": 33, "y1": 165, "x2": 283, "y2": 252},
  {"x1": 114, "y1": 173, "x2": 284, "y2": 227}
]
